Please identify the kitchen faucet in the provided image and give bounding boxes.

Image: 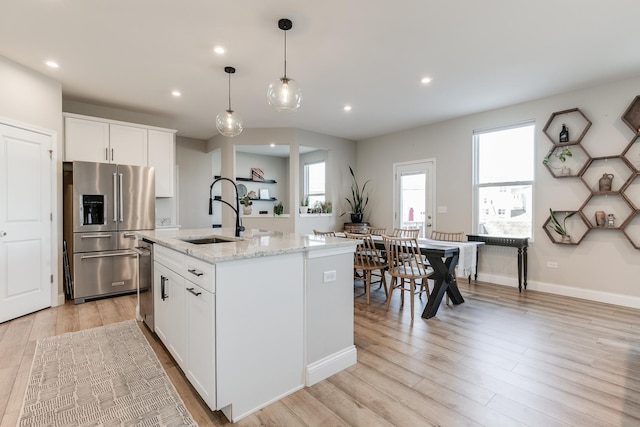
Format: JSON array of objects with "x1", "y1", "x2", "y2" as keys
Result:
[{"x1": 209, "y1": 177, "x2": 245, "y2": 237}]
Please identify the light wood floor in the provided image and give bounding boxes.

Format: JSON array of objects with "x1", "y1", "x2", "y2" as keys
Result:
[{"x1": 2, "y1": 281, "x2": 640, "y2": 426}]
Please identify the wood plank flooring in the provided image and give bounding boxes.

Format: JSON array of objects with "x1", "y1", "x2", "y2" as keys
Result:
[{"x1": 2, "y1": 281, "x2": 640, "y2": 426}]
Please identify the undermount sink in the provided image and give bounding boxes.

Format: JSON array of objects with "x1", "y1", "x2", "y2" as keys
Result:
[{"x1": 180, "y1": 236, "x2": 236, "y2": 245}]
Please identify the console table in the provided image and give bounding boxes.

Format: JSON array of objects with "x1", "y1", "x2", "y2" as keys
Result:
[{"x1": 466, "y1": 234, "x2": 529, "y2": 292}]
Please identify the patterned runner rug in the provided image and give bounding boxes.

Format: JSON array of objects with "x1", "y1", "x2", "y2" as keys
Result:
[{"x1": 18, "y1": 320, "x2": 197, "y2": 426}]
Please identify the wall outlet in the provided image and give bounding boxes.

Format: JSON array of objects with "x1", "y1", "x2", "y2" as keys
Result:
[
  {"x1": 323, "y1": 270, "x2": 337, "y2": 283},
  {"x1": 547, "y1": 261, "x2": 558, "y2": 268}
]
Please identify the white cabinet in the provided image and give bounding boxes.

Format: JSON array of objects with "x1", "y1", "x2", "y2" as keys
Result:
[
  {"x1": 153, "y1": 261, "x2": 186, "y2": 368},
  {"x1": 153, "y1": 244, "x2": 215, "y2": 409},
  {"x1": 63, "y1": 114, "x2": 176, "y2": 196},
  {"x1": 148, "y1": 130, "x2": 175, "y2": 197},
  {"x1": 64, "y1": 116, "x2": 109, "y2": 163},
  {"x1": 185, "y1": 279, "x2": 215, "y2": 408},
  {"x1": 109, "y1": 123, "x2": 147, "y2": 166}
]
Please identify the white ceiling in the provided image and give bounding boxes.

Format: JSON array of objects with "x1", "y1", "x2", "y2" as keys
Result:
[{"x1": 2, "y1": 1, "x2": 640, "y2": 141}]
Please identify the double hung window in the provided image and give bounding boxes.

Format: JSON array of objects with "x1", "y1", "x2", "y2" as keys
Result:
[{"x1": 473, "y1": 122, "x2": 534, "y2": 237}]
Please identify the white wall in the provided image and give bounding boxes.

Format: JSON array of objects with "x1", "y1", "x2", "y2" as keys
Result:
[
  {"x1": 176, "y1": 136, "x2": 212, "y2": 228},
  {"x1": 358, "y1": 74, "x2": 640, "y2": 307},
  {"x1": 0, "y1": 55, "x2": 63, "y2": 299}
]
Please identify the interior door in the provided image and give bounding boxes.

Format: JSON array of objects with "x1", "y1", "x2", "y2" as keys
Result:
[
  {"x1": 393, "y1": 160, "x2": 435, "y2": 238},
  {"x1": 0, "y1": 122, "x2": 52, "y2": 323}
]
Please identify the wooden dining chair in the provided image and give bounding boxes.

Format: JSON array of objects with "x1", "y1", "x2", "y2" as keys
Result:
[
  {"x1": 430, "y1": 230, "x2": 464, "y2": 242},
  {"x1": 313, "y1": 229, "x2": 336, "y2": 236},
  {"x1": 366, "y1": 226, "x2": 387, "y2": 236},
  {"x1": 392, "y1": 228, "x2": 420, "y2": 238},
  {"x1": 382, "y1": 235, "x2": 433, "y2": 321},
  {"x1": 344, "y1": 232, "x2": 388, "y2": 304}
]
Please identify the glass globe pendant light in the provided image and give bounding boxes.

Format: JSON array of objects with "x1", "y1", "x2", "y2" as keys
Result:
[
  {"x1": 216, "y1": 66, "x2": 243, "y2": 137},
  {"x1": 267, "y1": 18, "x2": 302, "y2": 112}
]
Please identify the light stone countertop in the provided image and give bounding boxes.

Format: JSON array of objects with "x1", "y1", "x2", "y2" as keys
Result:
[{"x1": 138, "y1": 228, "x2": 357, "y2": 264}]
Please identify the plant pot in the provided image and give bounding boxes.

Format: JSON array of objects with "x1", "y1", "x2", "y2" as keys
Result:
[
  {"x1": 561, "y1": 235, "x2": 571, "y2": 243},
  {"x1": 300, "y1": 206, "x2": 309, "y2": 214},
  {"x1": 351, "y1": 213, "x2": 363, "y2": 223},
  {"x1": 242, "y1": 205, "x2": 252, "y2": 215}
]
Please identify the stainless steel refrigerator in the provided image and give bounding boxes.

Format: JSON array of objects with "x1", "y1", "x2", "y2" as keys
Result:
[{"x1": 63, "y1": 161, "x2": 155, "y2": 303}]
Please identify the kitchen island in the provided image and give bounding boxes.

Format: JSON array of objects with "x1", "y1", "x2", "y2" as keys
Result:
[{"x1": 137, "y1": 228, "x2": 358, "y2": 423}]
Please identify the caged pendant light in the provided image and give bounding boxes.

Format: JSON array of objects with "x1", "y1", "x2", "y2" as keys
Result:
[
  {"x1": 216, "y1": 66, "x2": 243, "y2": 137},
  {"x1": 267, "y1": 18, "x2": 302, "y2": 112}
]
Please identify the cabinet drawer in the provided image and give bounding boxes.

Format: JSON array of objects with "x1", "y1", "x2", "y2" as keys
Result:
[
  {"x1": 184, "y1": 256, "x2": 215, "y2": 293},
  {"x1": 155, "y1": 244, "x2": 185, "y2": 274}
]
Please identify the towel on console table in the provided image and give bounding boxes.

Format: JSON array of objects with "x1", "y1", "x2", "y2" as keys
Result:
[{"x1": 418, "y1": 238, "x2": 476, "y2": 277}]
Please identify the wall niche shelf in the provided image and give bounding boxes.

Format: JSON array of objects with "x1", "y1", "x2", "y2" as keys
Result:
[
  {"x1": 542, "y1": 107, "x2": 592, "y2": 146},
  {"x1": 542, "y1": 100, "x2": 640, "y2": 247}
]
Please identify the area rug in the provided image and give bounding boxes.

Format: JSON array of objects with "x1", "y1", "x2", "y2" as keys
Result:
[{"x1": 17, "y1": 320, "x2": 197, "y2": 426}]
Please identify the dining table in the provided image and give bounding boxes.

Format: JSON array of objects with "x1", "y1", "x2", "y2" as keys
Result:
[{"x1": 337, "y1": 233, "x2": 468, "y2": 318}]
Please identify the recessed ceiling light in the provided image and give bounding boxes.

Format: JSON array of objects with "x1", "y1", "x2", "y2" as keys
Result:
[
  {"x1": 421, "y1": 76, "x2": 432, "y2": 84},
  {"x1": 270, "y1": 143, "x2": 275, "y2": 148},
  {"x1": 171, "y1": 90, "x2": 181, "y2": 97},
  {"x1": 343, "y1": 105, "x2": 352, "y2": 112},
  {"x1": 213, "y1": 46, "x2": 225, "y2": 54},
  {"x1": 45, "y1": 60, "x2": 59, "y2": 68}
]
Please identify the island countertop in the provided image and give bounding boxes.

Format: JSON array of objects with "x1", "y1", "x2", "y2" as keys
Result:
[{"x1": 138, "y1": 228, "x2": 357, "y2": 264}]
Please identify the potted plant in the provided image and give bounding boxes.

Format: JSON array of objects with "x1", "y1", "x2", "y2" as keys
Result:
[
  {"x1": 543, "y1": 147, "x2": 573, "y2": 175},
  {"x1": 300, "y1": 196, "x2": 309, "y2": 214},
  {"x1": 547, "y1": 208, "x2": 577, "y2": 243},
  {"x1": 343, "y1": 165, "x2": 371, "y2": 223},
  {"x1": 274, "y1": 201, "x2": 283, "y2": 215},
  {"x1": 240, "y1": 195, "x2": 252, "y2": 215}
]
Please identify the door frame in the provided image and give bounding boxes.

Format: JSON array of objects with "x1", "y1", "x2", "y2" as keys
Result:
[
  {"x1": 392, "y1": 158, "x2": 436, "y2": 237},
  {"x1": 0, "y1": 115, "x2": 58, "y2": 308}
]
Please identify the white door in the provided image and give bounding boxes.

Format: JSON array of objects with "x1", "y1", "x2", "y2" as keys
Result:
[
  {"x1": 0, "y1": 123, "x2": 52, "y2": 323},
  {"x1": 393, "y1": 160, "x2": 435, "y2": 238}
]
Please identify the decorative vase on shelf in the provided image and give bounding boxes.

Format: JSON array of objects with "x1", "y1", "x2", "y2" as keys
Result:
[
  {"x1": 242, "y1": 204, "x2": 252, "y2": 215},
  {"x1": 598, "y1": 173, "x2": 614, "y2": 191},
  {"x1": 559, "y1": 123, "x2": 569, "y2": 142},
  {"x1": 561, "y1": 166, "x2": 571, "y2": 176},
  {"x1": 595, "y1": 210, "x2": 606, "y2": 227}
]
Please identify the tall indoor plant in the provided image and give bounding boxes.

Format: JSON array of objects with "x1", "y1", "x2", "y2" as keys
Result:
[{"x1": 344, "y1": 166, "x2": 370, "y2": 223}]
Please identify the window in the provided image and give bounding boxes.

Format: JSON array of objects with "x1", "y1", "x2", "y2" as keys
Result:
[
  {"x1": 473, "y1": 122, "x2": 534, "y2": 238},
  {"x1": 304, "y1": 161, "x2": 325, "y2": 208}
]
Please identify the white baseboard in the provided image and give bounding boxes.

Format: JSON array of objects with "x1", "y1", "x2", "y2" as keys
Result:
[
  {"x1": 57, "y1": 292, "x2": 65, "y2": 306},
  {"x1": 476, "y1": 273, "x2": 640, "y2": 310},
  {"x1": 305, "y1": 345, "x2": 357, "y2": 386}
]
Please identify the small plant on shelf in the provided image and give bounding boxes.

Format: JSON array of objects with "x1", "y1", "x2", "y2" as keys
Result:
[
  {"x1": 543, "y1": 146, "x2": 572, "y2": 165},
  {"x1": 547, "y1": 208, "x2": 577, "y2": 243},
  {"x1": 274, "y1": 202, "x2": 284, "y2": 215}
]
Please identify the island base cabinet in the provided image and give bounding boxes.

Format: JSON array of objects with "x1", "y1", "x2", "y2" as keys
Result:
[
  {"x1": 216, "y1": 253, "x2": 304, "y2": 422},
  {"x1": 185, "y1": 280, "x2": 215, "y2": 410},
  {"x1": 153, "y1": 262, "x2": 186, "y2": 369}
]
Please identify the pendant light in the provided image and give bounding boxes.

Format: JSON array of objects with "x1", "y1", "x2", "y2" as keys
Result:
[
  {"x1": 267, "y1": 18, "x2": 302, "y2": 112},
  {"x1": 216, "y1": 66, "x2": 243, "y2": 137}
]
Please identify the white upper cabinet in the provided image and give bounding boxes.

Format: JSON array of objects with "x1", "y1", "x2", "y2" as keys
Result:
[
  {"x1": 109, "y1": 123, "x2": 147, "y2": 166},
  {"x1": 148, "y1": 129, "x2": 176, "y2": 197},
  {"x1": 64, "y1": 113, "x2": 176, "y2": 197},
  {"x1": 64, "y1": 116, "x2": 110, "y2": 163}
]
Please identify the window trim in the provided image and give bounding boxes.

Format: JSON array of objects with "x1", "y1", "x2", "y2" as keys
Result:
[{"x1": 304, "y1": 160, "x2": 326, "y2": 205}]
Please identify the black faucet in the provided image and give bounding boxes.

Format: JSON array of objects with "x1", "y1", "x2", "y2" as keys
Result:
[{"x1": 209, "y1": 177, "x2": 245, "y2": 237}]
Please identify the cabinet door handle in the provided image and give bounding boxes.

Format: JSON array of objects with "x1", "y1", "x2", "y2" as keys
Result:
[
  {"x1": 188, "y1": 268, "x2": 204, "y2": 277},
  {"x1": 186, "y1": 287, "x2": 202, "y2": 296},
  {"x1": 161, "y1": 275, "x2": 168, "y2": 300},
  {"x1": 105, "y1": 147, "x2": 108, "y2": 161},
  {"x1": 111, "y1": 148, "x2": 114, "y2": 161}
]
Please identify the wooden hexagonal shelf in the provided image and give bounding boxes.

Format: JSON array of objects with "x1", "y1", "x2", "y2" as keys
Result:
[
  {"x1": 621, "y1": 95, "x2": 640, "y2": 135},
  {"x1": 543, "y1": 144, "x2": 591, "y2": 178},
  {"x1": 542, "y1": 210, "x2": 590, "y2": 245},
  {"x1": 622, "y1": 134, "x2": 640, "y2": 172},
  {"x1": 543, "y1": 108, "x2": 592, "y2": 146},
  {"x1": 622, "y1": 212, "x2": 640, "y2": 249},
  {"x1": 579, "y1": 155, "x2": 633, "y2": 194},
  {"x1": 579, "y1": 193, "x2": 634, "y2": 229}
]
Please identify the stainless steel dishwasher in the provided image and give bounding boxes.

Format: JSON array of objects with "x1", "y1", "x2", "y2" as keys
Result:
[{"x1": 136, "y1": 239, "x2": 154, "y2": 331}]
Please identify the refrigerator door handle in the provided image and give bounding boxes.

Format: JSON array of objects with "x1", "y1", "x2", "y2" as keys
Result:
[
  {"x1": 79, "y1": 250, "x2": 137, "y2": 260},
  {"x1": 119, "y1": 173, "x2": 124, "y2": 222},
  {"x1": 113, "y1": 172, "x2": 118, "y2": 222},
  {"x1": 80, "y1": 234, "x2": 112, "y2": 239}
]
